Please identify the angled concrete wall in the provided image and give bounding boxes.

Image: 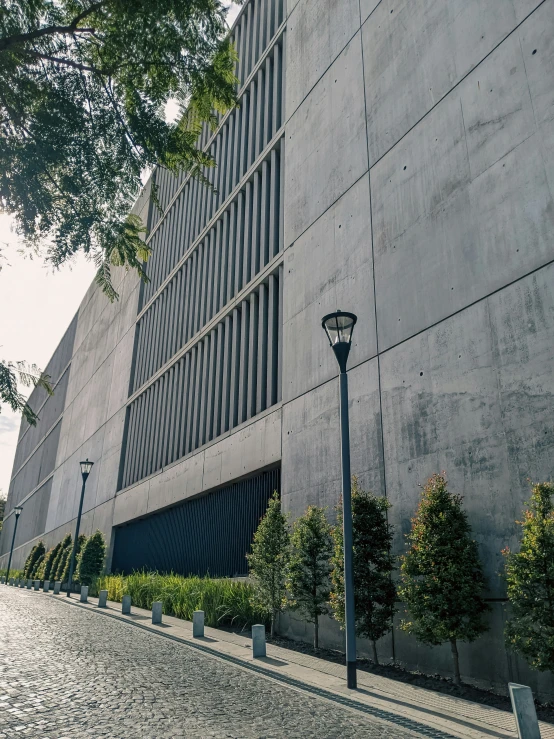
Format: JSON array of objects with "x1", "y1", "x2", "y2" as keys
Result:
[{"x1": 280, "y1": 0, "x2": 554, "y2": 699}]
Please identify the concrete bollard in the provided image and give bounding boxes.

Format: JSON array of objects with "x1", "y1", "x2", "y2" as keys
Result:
[
  {"x1": 53, "y1": 581, "x2": 61, "y2": 595},
  {"x1": 19, "y1": 580, "x2": 25, "y2": 588},
  {"x1": 14, "y1": 578, "x2": 19, "y2": 587},
  {"x1": 193, "y1": 610, "x2": 205, "y2": 638},
  {"x1": 98, "y1": 590, "x2": 108, "y2": 608},
  {"x1": 0, "y1": 576, "x2": 4, "y2": 584},
  {"x1": 509, "y1": 683, "x2": 541, "y2": 739},
  {"x1": 122, "y1": 595, "x2": 131, "y2": 614},
  {"x1": 80, "y1": 585, "x2": 88, "y2": 603},
  {"x1": 152, "y1": 601, "x2": 163, "y2": 625},
  {"x1": 33, "y1": 581, "x2": 40, "y2": 591},
  {"x1": 43, "y1": 580, "x2": 50, "y2": 592},
  {"x1": 252, "y1": 624, "x2": 266, "y2": 658},
  {"x1": 26, "y1": 579, "x2": 32, "y2": 589},
  {"x1": 9, "y1": 577, "x2": 14, "y2": 586}
]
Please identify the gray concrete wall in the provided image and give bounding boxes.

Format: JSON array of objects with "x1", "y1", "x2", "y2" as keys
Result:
[{"x1": 280, "y1": 0, "x2": 554, "y2": 699}]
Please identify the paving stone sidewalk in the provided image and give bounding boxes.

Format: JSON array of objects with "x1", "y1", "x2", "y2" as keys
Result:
[{"x1": 0, "y1": 586, "x2": 454, "y2": 738}]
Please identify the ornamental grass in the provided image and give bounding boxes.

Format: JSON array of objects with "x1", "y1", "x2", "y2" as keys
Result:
[{"x1": 97, "y1": 571, "x2": 267, "y2": 630}]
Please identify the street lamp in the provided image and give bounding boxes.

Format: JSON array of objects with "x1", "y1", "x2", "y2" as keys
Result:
[
  {"x1": 322, "y1": 310, "x2": 358, "y2": 690},
  {"x1": 66, "y1": 459, "x2": 94, "y2": 597},
  {"x1": 5, "y1": 505, "x2": 23, "y2": 585}
]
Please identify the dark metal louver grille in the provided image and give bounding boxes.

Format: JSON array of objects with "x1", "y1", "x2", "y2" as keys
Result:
[{"x1": 111, "y1": 467, "x2": 280, "y2": 578}]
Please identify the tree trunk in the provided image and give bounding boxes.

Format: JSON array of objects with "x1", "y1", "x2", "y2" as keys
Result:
[
  {"x1": 314, "y1": 616, "x2": 319, "y2": 650},
  {"x1": 450, "y1": 638, "x2": 461, "y2": 686},
  {"x1": 372, "y1": 640, "x2": 379, "y2": 665}
]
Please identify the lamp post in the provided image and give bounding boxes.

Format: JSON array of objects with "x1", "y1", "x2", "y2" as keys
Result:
[
  {"x1": 322, "y1": 310, "x2": 358, "y2": 690},
  {"x1": 67, "y1": 459, "x2": 94, "y2": 597},
  {"x1": 5, "y1": 505, "x2": 23, "y2": 585}
]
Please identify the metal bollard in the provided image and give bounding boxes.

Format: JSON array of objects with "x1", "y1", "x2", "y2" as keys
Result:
[
  {"x1": 509, "y1": 683, "x2": 541, "y2": 739},
  {"x1": 26, "y1": 579, "x2": 32, "y2": 589},
  {"x1": 122, "y1": 595, "x2": 131, "y2": 614},
  {"x1": 43, "y1": 580, "x2": 50, "y2": 592},
  {"x1": 53, "y1": 581, "x2": 61, "y2": 595},
  {"x1": 152, "y1": 601, "x2": 163, "y2": 625},
  {"x1": 193, "y1": 610, "x2": 205, "y2": 638},
  {"x1": 252, "y1": 624, "x2": 266, "y2": 658},
  {"x1": 33, "y1": 580, "x2": 40, "y2": 591},
  {"x1": 98, "y1": 590, "x2": 108, "y2": 608},
  {"x1": 80, "y1": 585, "x2": 88, "y2": 603}
]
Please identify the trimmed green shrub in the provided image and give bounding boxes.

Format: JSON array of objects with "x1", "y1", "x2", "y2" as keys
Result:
[
  {"x1": 55, "y1": 535, "x2": 72, "y2": 581},
  {"x1": 43, "y1": 543, "x2": 61, "y2": 581},
  {"x1": 50, "y1": 534, "x2": 71, "y2": 581},
  {"x1": 247, "y1": 492, "x2": 290, "y2": 637},
  {"x1": 75, "y1": 531, "x2": 105, "y2": 586},
  {"x1": 503, "y1": 482, "x2": 554, "y2": 672},
  {"x1": 287, "y1": 505, "x2": 333, "y2": 649},
  {"x1": 23, "y1": 544, "x2": 38, "y2": 578},
  {"x1": 24, "y1": 541, "x2": 45, "y2": 579},
  {"x1": 30, "y1": 553, "x2": 45, "y2": 579},
  {"x1": 331, "y1": 478, "x2": 397, "y2": 665},
  {"x1": 399, "y1": 473, "x2": 489, "y2": 685},
  {"x1": 61, "y1": 534, "x2": 87, "y2": 584},
  {"x1": 97, "y1": 572, "x2": 268, "y2": 629}
]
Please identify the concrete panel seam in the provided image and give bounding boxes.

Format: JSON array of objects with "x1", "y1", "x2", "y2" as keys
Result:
[
  {"x1": 364, "y1": 0, "x2": 550, "y2": 174},
  {"x1": 11, "y1": 362, "x2": 71, "y2": 459}
]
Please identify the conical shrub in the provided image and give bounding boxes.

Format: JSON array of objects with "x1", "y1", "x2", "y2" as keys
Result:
[{"x1": 76, "y1": 531, "x2": 106, "y2": 586}]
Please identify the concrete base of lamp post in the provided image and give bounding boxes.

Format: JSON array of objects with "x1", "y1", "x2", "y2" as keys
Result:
[
  {"x1": 193, "y1": 610, "x2": 205, "y2": 637},
  {"x1": 122, "y1": 595, "x2": 131, "y2": 614},
  {"x1": 53, "y1": 581, "x2": 61, "y2": 594},
  {"x1": 98, "y1": 590, "x2": 108, "y2": 608},
  {"x1": 152, "y1": 601, "x2": 162, "y2": 624},
  {"x1": 252, "y1": 625, "x2": 266, "y2": 658},
  {"x1": 509, "y1": 683, "x2": 541, "y2": 739}
]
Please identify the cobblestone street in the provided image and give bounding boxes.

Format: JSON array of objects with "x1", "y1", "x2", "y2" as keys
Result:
[{"x1": 0, "y1": 587, "x2": 456, "y2": 738}]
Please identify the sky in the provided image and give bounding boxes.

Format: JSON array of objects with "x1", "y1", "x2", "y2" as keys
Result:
[{"x1": 0, "y1": 2, "x2": 241, "y2": 497}]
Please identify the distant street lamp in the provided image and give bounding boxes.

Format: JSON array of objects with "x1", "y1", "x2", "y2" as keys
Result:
[
  {"x1": 322, "y1": 310, "x2": 358, "y2": 690},
  {"x1": 5, "y1": 505, "x2": 23, "y2": 585},
  {"x1": 67, "y1": 459, "x2": 94, "y2": 597}
]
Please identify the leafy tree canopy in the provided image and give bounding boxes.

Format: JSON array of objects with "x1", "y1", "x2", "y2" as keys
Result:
[
  {"x1": 0, "y1": 0, "x2": 238, "y2": 422},
  {"x1": 1, "y1": 0, "x2": 238, "y2": 296},
  {"x1": 504, "y1": 482, "x2": 554, "y2": 672},
  {"x1": 0, "y1": 359, "x2": 52, "y2": 425}
]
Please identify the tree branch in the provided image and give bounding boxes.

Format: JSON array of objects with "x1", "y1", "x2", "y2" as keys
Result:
[{"x1": 0, "y1": 1, "x2": 107, "y2": 52}]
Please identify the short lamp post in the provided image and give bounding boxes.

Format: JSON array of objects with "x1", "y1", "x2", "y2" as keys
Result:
[
  {"x1": 322, "y1": 310, "x2": 358, "y2": 690},
  {"x1": 5, "y1": 506, "x2": 23, "y2": 585},
  {"x1": 67, "y1": 459, "x2": 94, "y2": 597}
]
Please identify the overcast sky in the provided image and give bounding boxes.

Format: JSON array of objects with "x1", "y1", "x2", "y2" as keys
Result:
[{"x1": 0, "y1": 3, "x2": 241, "y2": 497}]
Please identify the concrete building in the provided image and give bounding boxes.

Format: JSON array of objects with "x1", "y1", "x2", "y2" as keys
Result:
[{"x1": 2, "y1": 0, "x2": 554, "y2": 697}]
